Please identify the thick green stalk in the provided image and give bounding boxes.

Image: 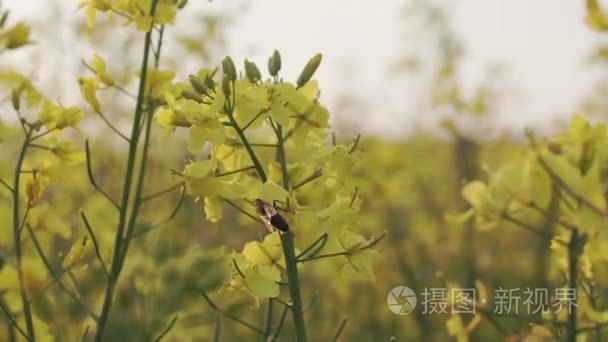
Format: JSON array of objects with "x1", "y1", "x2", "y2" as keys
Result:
[
  {"x1": 280, "y1": 232, "x2": 307, "y2": 342},
  {"x1": 117, "y1": 104, "x2": 155, "y2": 267},
  {"x1": 275, "y1": 123, "x2": 307, "y2": 342},
  {"x1": 12, "y1": 128, "x2": 36, "y2": 341},
  {"x1": 94, "y1": 1, "x2": 159, "y2": 340}
]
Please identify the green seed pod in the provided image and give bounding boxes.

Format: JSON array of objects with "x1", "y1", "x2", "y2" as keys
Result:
[
  {"x1": 296, "y1": 53, "x2": 322, "y2": 88},
  {"x1": 181, "y1": 90, "x2": 203, "y2": 103},
  {"x1": 268, "y1": 50, "x2": 281, "y2": 77},
  {"x1": 244, "y1": 59, "x2": 261, "y2": 83},
  {"x1": 204, "y1": 75, "x2": 216, "y2": 90},
  {"x1": 221, "y1": 74, "x2": 231, "y2": 97},
  {"x1": 189, "y1": 75, "x2": 207, "y2": 94},
  {"x1": 11, "y1": 88, "x2": 20, "y2": 111},
  {"x1": 222, "y1": 56, "x2": 237, "y2": 81}
]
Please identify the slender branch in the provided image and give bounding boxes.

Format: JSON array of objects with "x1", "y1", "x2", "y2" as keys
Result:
[
  {"x1": 236, "y1": 142, "x2": 277, "y2": 147},
  {"x1": 110, "y1": 8, "x2": 134, "y2": 21},
  {"x1": 223, "y1": 81, "x2": 267, "y2": 182},
  {"x1": 140, "y1": 182, "x2": 183, "y2": 202},
  {"x1": 130, "y1": 184, "x2": 186, "y2": 239},
  {"x1": 29, "y1": 127, "x2": 58, "y2": 142},
  {"x1": 0, "y1": 178, "x2": 13, "y2": 193},
  {"x1": 213, "y1": 317, "x2": 221, "y2": 342},
  {"x1": 296, "y1": 233, "x2": 328, "y2": 260},
  {"x1": 292, "y1": 169, "x2": 322, "y2": 190},
  {"x1": 270, "y1": 297, "x2": 291, "y2": 308},
  {"x1": 224, "y1": 199, "x2": 264, "y2": 224},
  {"x1": 242, "y1": 107, "x2": 270, "y2": 131},
  {"x1": 15, "y1": 111, "x2": 28, "y2": 135},
  {"x1": 272, "y1": 304, "x2": 289, "y2": 341},
  {"x1": 80, "y1": 211, "x2": 109, "y2": 275},
  {"x1": 349, "y1": 187, "x2": 359, "y2": 208},
  {"x1": 0, "y1": 300, "x2": 31, "y2": 342},
  {"x1": 85, "y1": 140, "x2": 120, "y2": 210},
  {"x1": 113, "y1": 84, "x2": 138, "y2": 100},
  {"x1": 96, "y1": 111, "x2": 130, "y2": 142},
  {"x1": 232, "y1": 258, "x2": 246, "y2": 278},
  {"x1": 501, "y1": 213, "x2": 557, "y2": 243},
  {"x1": 507, "y1": 190, "x2": 576, "y2": 231},
  {"x1": 81, "y1": 60, "x2": 137, "y2": 100},
  {"x1": 200, "y1": 291, "x2": 265, "y2": 335},
  {"x1": 80, "y1": 325, "x2": 90, "y2": 342},
  {"x1": 153, "y1": 25, "x2": 165, "y2": 69},
  {"x1": 289, "y1": 114, "x2": 320, "y2": 127},
  {"x1": 577, "y1": 321, "x2": 608, "y2": 333},
  {"x1": 17, "y1": 207, "x2": 30, "y2": 238},
  {"x1": 26, "y1": 224, "x2": 99, "y2": 320},
  {"x1": 12, "y1": 127, "x2": 36, "y2": 341},
  {"x1": 28, "y1": 143, "x2": 53, "y2": 151},
  {"x1": 331, "y1": 318, "x2": 348, "y2": 341},
  {"x1": 348, "y1": 134, "x2": 361, "y2": 154},
  {"x1": 264, "y1": 298, "x2": 274, "y2": 341},
  {"x1": 298, "y1": 231, "x2": 387, "y2": 263},
  {"x1": 214, "y1": 165, "x2": 255, "y2": 177},
  {"x1": 534, "y1": 151, "x2": 607, "y2": 217},
  {"x1": 152, "y1": 315, "x2": 178, "y2": 342},
  {"x1": 302, "y1": 292, "x2": 320, "y2": 312}
]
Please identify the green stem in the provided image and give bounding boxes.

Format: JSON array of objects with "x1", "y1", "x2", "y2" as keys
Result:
[
  {"x1": 94, "y1": 1, "x2": 159, "y2": 340},
  {"x1": 12, "y1": 128, "x2": 36, "y2": 341},
  {"x1": 273, "y1": 120, "x2": 307, "y2": 341},
  {"x1": 280, "y1": 232, "x2": 307, "y2": 342},
  {"x1": 566, "y1": 229, "x2": 580, "y2": 342},
  {"x1": 224, "y1": 82, "x2": 267, "y2": 182},
  {"x1": 118, "y1": 101, "x2": 155, "y2": 268},
  {"x1": 263, "y1": 298, "x2": 274, "y2": 341},
  {"x1": 275, "y1": 123, "x2": 289, "y2": 189}
]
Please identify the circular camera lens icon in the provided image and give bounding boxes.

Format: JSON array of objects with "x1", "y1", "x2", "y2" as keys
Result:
[{"x1": 387, "y1": 286, "x2": 417, "y2": 315}]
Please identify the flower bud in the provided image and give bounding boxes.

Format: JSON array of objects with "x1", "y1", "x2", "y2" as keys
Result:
[
  {"x1": 244, "y1": 59, "x2": 261, "y2": 83},
  {"x1": 296, "y1": 53, "x2": 322, "y2": 88},
  {"x1": 221, "y1": 74, "x2": 232, "y2": 97},
  {"x1": 11, "y1": 88, "x2": 20, "y2": 111},
  {"x1": 62, "y1": 237, "x2": 89, "y2": 270},
  {"x1": 188, "y1": 75, "x2": 207, "y2": 94},
  {"x1": 204, "y1": 75, "x2": 216, "y2": 89},
  {"x1": 222, "y1": 56, "x2": 237, "y2": 81},
  {"x1": 268, "y1": 50, "x2": 281, "y2": 77},
  {"x1": 26, "y1": 177, "x2": 43, "y2": 208},
  {"x1": 181, "y1": 90, "x2": 204, "y2": 103}
]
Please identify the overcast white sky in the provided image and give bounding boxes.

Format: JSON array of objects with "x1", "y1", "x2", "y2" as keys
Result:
[
  {"x1": 221, "y1": 0, "x2": 607, "y2": 136},
  {"x1": 4, "y1": 0, "x2": 608, "y2": 137}
]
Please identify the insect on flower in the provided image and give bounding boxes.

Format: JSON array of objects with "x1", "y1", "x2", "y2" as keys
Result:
[{"x1": 254, "y1": 199, "x2": 291, "y2": 232}]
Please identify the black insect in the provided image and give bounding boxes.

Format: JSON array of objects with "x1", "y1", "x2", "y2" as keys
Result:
[{"x1": 254, "y1": 199, "x2": 290, "y2": 232}]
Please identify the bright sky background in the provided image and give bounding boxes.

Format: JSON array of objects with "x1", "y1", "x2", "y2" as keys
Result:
[
  {"x1": 4, "y1": 0, "x2": 607, "y2": 137},
  {"x1": 220, "y1": 0, "x2": 606, "y2": 136}
]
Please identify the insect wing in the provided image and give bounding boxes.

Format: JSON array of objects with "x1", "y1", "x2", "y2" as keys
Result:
[{"x1": 270, "y1": 213, "x2": 290, "y2": 232}]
